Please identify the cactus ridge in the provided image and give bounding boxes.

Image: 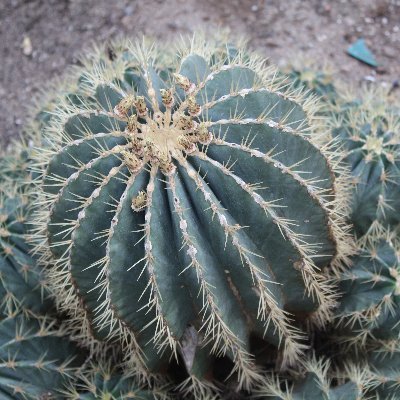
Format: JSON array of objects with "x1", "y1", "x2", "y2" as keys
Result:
[{"x1": 29, "y1": 37, "x2": 353, "y2": 389}]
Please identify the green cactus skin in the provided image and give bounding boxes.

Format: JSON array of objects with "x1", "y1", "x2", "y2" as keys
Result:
[
  {"x1": 0, "y1": 187, "x2": 52, "y2": 316},
  {"x1": 64, "y1": 363, "x2": 170, "y2": 400},
  {"x1": 335, "y1": 234, "x2": 400, "y2": 345},
  {"x1": 0, "y1": 313, "x2": 85, "y2": 400},
  {"x1": 254, "y1": 356, "x2": 367, "y2": 400},
  {"x1": 331, "y1": 97, "x2": 400, "y2": 240},
  {"x1": 30, "y1": 37, "x2": 352, "y2": 392}
]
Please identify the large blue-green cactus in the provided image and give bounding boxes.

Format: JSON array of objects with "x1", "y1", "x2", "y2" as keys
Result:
[{"x1": 30, "y1": 37, "x2": 352, "y2": 392}]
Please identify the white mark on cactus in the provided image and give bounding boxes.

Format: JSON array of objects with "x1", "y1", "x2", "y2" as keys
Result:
[
  {"x1": 218, "y1": 214, "x2": 228, "y2": 226},
  {"x1": 253, "y1": 193, "x2": 264, "y2": 205},
  {"x1": 180, "y1": 219, "x2": 188, "y2": 231},
  {"x1": 187, "y1": 245, "x2": 198, "y2": 258}
]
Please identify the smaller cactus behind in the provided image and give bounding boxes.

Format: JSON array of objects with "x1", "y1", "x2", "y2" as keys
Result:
[
  {"x1": 0, "y1": 185, "x2": 52, "y2": 316},
  {"x1": 0, "y1": 148, "x2": 31, "y2": 185},
  {"x1": 285, "y1": 61, "x2": 337, "y2": 104},
  {"x1": 365, "y1": 344, "x2": 400, "y2": 399},
  {"x1": 335, "y1": 232, "x2": 400, "y2": 346},
  {"x1": 331, "y1": 90, "x2": 400, "y2": 240},
  {"x1": 254, "y1": 355, "x2": 369, "y2": 400},
  {"x1": 0, "y1": 313, "x2": 86, "y2": 400},
  {"x1": 64, "y1": 363, "x2": 170, "y2": 400}
]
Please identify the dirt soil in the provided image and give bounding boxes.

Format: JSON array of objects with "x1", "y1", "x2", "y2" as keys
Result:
[{"x1": 1, "y1": 0, "x2": 399, "y2": 146}]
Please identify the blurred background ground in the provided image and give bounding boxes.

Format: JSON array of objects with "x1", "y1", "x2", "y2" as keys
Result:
[{"x1": 1, "y1": 0, "x2": 399, "y2": 145}]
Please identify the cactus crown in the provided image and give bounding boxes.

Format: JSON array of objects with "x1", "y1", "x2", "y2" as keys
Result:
[{"x1": 29, "y1": 36, "x2": 353, "y2": 392}]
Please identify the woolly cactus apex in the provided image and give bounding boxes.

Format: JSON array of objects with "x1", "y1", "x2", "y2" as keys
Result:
[
  {"x1": 254, "y1": 355, "x2": 369, "y2": 400},
  {"x1": 335, "y1": 232, "x2": 400, "y2": 346},
  {"x1": 0, "y1": 313, "x2": 86, "y2": 400},
  {"x1": 64, "y1": 362, "x2": 170, "y2": 400},
  {"x1": 30, "y1": 36, "x2": 352, "y2": 390},
  {"x1": 331, "y1": 94, "x2": 400, "y2": 240},
  {"x1": 0, "y1": 186, "x2": 51, "y2": 316}
]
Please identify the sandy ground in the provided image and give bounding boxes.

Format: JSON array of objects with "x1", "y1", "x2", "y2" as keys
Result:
[{"x1": 1, "y1": 0, "x2": 399, "y2": 146}]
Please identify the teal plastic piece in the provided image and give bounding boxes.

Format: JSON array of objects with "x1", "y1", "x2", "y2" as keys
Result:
[{"x1": 347, "y1": 39, "x2": 378, "y2": 67}]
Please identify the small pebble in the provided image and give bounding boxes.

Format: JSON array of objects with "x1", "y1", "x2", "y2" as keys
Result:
[
  {"x1": 21, "y1": 36, "x2": 32, "y2": 56},
  {"x1": 364, "y1": 75, "x2": 376, "y2": 82}
]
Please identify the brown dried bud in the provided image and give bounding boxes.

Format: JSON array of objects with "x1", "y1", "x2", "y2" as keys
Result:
[
  {"x1": 187, "y1": 96, "x2": 201, "y2": 116},
  {"x1": 143, "y1": 141, "x2": 161, "y2": 162},
  {"x1": 197, "y1": 123, "x2": 213, "y2": 145},
  {"x1": 178, "y1": 135, "x2": 197, "y2": 154},
  {"x1": 173, "y1": 73, "x2": 195, "y2": 93},
  {"x1": 159, "y1": 157, "x2": 177, "y2": 176},
  {"x1": 160, "y1": 88, "x2": 174, "y2": 108},
  {"x1": 177, "y1": 114, "x2": 195, "y2": 131},
  {"x1": 131, "y1": 137, "x2": 144, "y2": 156},
  {"x1": 134, "y1": 96, "x2": 148, "y2": 117},
  {"x1": 131, "y1": 191, "x2": 147, "y2": 212},
  {"x1": 127, "y1": 114, "x2": 138, "y2": 132},
  {"x1": 121, "y1": 150, "x2": 142, "y2": 173},
  {"x1": 114, "y1": 95, "x2": 135, "y2": 117}
]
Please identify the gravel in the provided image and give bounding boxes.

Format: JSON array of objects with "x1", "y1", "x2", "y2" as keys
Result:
[{"x1": 1, "y1": 0, "x2": 399, "y2": 145}]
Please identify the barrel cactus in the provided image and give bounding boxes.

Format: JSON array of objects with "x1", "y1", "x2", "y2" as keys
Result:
[
  {"x1": 64, "y1": 362, "x2": 170, "y2": 400},
  {"x1": 29, "y1": 37, "x2": 353, "y2": 393},
  {"x1": 331, "y1": 93, "x2": 400, "y2": 240},
  {"x1": 335, "y1": 232, "x2": 400, "y2": 346},
  {"x1": 0, "y1": 148, "x2": 31, "y2": 185},
  {"x1": 254, "y1": 355, "x2": 369, "y2": 400},
  {"x1": 365, "y1": 344, "x2": 400, "y2": 399},
  {"x1": 285, "y1": 63, "x2": 337, "y2": 104},
  {"x1": 0, "y1": 184, "x2": 51, "y2": 317},
  {"x1": 0, "y1": 313, "x2": 85, "y2": 400}
]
